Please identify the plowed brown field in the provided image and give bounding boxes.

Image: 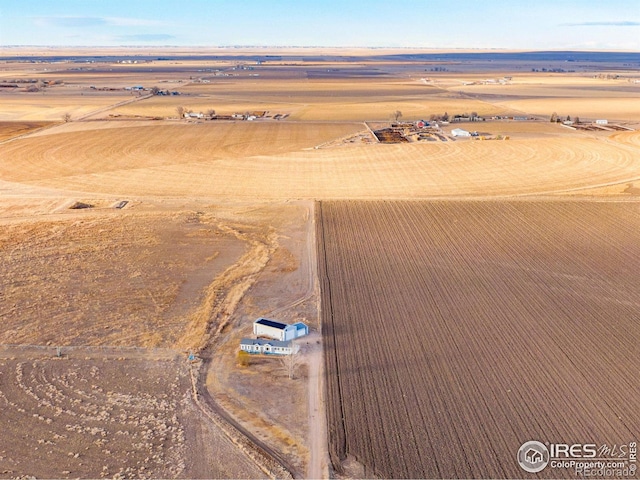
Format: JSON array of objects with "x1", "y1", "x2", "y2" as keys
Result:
[{"x1": 317, "y1": 200, "x2": 640, "y2": 478}]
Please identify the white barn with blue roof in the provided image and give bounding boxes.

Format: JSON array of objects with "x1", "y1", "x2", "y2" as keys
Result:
[{"x1": 253, "y1": 317, "x2": 309, "y2": 342}]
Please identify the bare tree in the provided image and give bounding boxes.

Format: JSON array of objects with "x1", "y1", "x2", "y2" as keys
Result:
[
  {"x1": 206, "y1": 109, "x2": 216, "y2": 119},
  {"x1": 280, "y1": 347, "x2": 300, "y2": 380},
  {"x1": 550, "y1": 112, "x2": 558, "y2": 123},
  {"x1": 393, "y1": 110, "x2": 403, "y2": 123},
  {"x1": 176, "y1": 106, "x2": 185, "y2": 118},
  {"x1": 62, "y1": 112, "x2": 72, "y2": 122}
]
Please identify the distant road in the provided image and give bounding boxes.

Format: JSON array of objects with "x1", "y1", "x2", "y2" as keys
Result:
[{"x1": 77, "y1": 93, "x2": 153, "y2": 121}]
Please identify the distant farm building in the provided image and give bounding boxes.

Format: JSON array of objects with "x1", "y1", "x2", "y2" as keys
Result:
[
  {"x1": 253, "y1": 318, "x2": 309, "y2": 342},
  {"x1": 240, "y1": 338, "x2": 299, "y2": 355},
  {"x1": 596, "y1": 119, "x2": 608, "y2": 125},
  {"x1": 451, "y1": 128, "x2": 471, "y2": 137}
]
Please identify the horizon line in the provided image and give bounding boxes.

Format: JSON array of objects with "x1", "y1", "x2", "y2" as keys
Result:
[{"x1": 2, "y1": 45, "x2": 639, "y2": 53}]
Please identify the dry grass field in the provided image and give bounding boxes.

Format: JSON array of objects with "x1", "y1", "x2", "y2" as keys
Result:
[
  {"x1": 317, "y1": 200, "x2": 640, "y2": 478},
  {"x1": 0, "y1": 121, "x2": 53, "y2": 141},
  {"x1": 0, "y1": 92, "x2": 136, "y2": 121},
  {"x1": 0, "y1": 198, "x2": 317, "y2": 478},
  {"x1": 2, "y1": 48, "x2": 640, "y2": 479},
  {"x1": 109, "y1": 79, "x2": 508, "y2": 121},
  {"x1": 1, "y1": 120, "x2": 639, "y2": 198},
  {"x1": 0, "y1": 209, "x2": 249, "y2": 348},
  {"x1": 447, "y1": 74, "x2": 640, "y2": 122},
  {"x1": 0, "y1": 121, "x2": 363, "y2": 183}
]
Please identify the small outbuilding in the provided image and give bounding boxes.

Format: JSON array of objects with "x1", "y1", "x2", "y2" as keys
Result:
[
  {"x1": 596, "y1": 119, "x2": 608, "y2": 125},
  {"x1": 451, "y1": 128, "x2": 471, "y2": 137},
  {"x1": 253, "y1": 318, "x2": 309, "y2": 342},
  {"x1": 240, "y1": 338, "x2": 299, "y2": 355}
]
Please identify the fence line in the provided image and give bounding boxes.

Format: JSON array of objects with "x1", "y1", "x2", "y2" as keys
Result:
[{"x1": 0, "y1": 344, "x2": 184, "y2": 359}]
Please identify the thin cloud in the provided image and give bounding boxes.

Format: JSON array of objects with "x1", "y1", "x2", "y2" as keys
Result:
[
  {"x1": 115, "y1": 34, "x2": 176, "y2": 42},
  {"x1": 32, "y1": 16, "x2": 168, "y2": 28},
  {"x1": 562, "y1": 21, "x2": 640, "y2": 27},
  {"x1": 34, "y1": 16, "x2": 107, "y2": 28},
  {"x1": 105, "y1": 17, "x2": 168, "y2": 27}
]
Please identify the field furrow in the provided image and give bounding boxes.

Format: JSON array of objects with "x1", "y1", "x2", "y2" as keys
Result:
[
  {"x1": 2, "y1": 123, "x2": 640, "y2": 198},
  {"x1": 318, "y1": 200, "x2": 640, "y2": 478}
]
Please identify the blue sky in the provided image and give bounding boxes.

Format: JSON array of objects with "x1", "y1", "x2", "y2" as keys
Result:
[{"x1": 1, "y1": 0, "x2": 639, "y2": 49}]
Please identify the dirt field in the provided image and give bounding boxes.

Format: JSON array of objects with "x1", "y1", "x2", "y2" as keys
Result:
[
  {"x1": 2, "y1": 120, "x2": 640, "y2": 199},
  {"x1": 317, "y1": 200, "x2": 640, "y2": 478},
  {"x1": 0, "y1": 121, "x2": 53, "y2": 141},
  {"x1": 0, "y1": 91, "x2": 137, "y2": 122},
  {"x1": 2, "y1": 48, "x2": 640, "y2": 479},
  {"x1": 107, "y1": 79, "x2": 509, "y2": 122},
  {"x1": 0, "y1": 347, "x2": 265, "y2": 479},
  {"x1": 0, "y1": 198, "x2": 320, "y2": 478},
  {"x1": 200, "y1": 201, "x2": 324, "y2": 477},
  {"x1": 0, "y1": 121, "x2": 364, "y2": 184}
]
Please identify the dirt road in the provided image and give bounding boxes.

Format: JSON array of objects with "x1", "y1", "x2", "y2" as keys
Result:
[{"x1": 305, "y1": 332, "x2": 329, "y2": 479}]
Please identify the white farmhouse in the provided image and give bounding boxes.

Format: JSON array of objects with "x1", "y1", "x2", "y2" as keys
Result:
[
  {"x1": 253, "y1": 318, "x2": 309, "y2": 341},
  {"x1": 451, "y1": 128, "x2": 471, "y2": 137},
  {"x1": 596, "y1": 119, "x2": 608, "y2": 125},
  {"x1": 240, "y1": 338, "x2": 299, "y2": 355}
]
